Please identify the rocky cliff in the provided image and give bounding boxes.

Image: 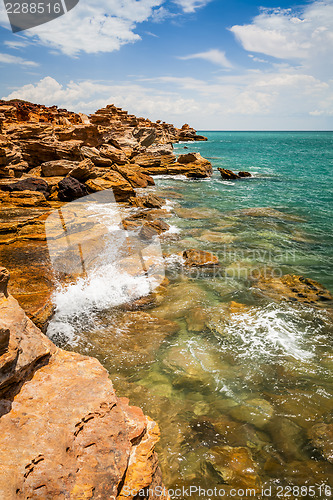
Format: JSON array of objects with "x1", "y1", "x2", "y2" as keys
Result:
[{"x1": 0, "y1": 267, "x2": 169, "y2": 499}]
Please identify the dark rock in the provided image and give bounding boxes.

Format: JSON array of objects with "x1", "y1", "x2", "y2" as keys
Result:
[
  {"x1": 58, "y1": 176, "x2": 88, "y2": 202},
  {"x1": 0, "y1": 177, "x2": 49, "y2": 198},
  {"x1": 218, "y1": 168, "x2": 240, "y2": 180},
  {"x1": 238, "y1": 171, "x2": 252, "y2": 177}
]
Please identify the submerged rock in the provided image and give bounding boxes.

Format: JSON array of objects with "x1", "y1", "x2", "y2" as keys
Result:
[
  {"x1": 252, "y1": 273, "x2": 333, "y2": 307},
  {"x1": 207, "y1": 445, "x2": 261, "y2": 490},
  {"x1": 308, "y1": 422, "x2": 333, "y2": 463},
  {"x1": 182, "y1": 249, "x2": 219, "y2": 267}
]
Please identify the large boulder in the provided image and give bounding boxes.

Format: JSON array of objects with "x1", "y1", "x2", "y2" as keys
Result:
[
  {"x1": 41, "y1": 160, "x2": 79, "y2": 177},
  {"x1": 85, "y1": 171, "x2": 135, "y2": 201},
  {"x1": 99, "y1": 144, "x2": 128, "y2": 165},
  {"x1": 0, "y1": 271, "x2": 168, "y2": 499},
  {"x1": 58, "y1": 176, "x2": 88, "y2": 202},
  {"x1": 218, "y1": 168, "x2": 240, "y2": 180}
]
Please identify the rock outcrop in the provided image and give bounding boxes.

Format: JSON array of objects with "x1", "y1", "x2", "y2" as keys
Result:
[
  {"x1": 0, "y1": 268, "x2": 168, "y2": 499},
  {"x1": 218, "y1": 168, "x2": 251, "y2": 180}
]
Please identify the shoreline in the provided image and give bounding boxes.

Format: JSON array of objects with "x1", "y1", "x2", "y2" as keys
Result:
[{"x1": 1, "y1": 101, "x2": 333, "y2": 497}]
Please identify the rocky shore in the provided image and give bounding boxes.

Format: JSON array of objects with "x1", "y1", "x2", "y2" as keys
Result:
[{"x1": 0, "y1": 99, "x2": 211, "y2": 498}]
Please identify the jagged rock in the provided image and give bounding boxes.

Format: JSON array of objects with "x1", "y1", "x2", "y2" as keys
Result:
[
  {"x1": 114, "y1": 164, "x2": 155, "y2": 188},
  {"x1": 178, "y1": 124, "x2": 207, "y2": 142},
  {"x1": 0, "y1": 177, "x2": 49, "y2": 198},
  {"x1": 99, "y1": 144, "x2": 128, "y2": 165},
  {"x1": 182, "y1": 249, "x2": 219, "y2": 267},
  {"x1": 129, "y1": 194, "x2": 165, "y2": 209},
  {"x1": 41, "y1": 159, "x2": 79, "y2": 177},
  {"x1": 68, "y1": 158, "x2": 96, "y2": 182},
  {"x1": 252, "y1": 274, "x2": 333, "y2": 306},
  {"x1": 81, "y1": 145, "x2": 113, "y2": 167},
  {"x1": 86, "y1": 171, "x2": 135, "y2": 201},
  {"x1": 58, "y1": 176, "x2": 88, "y2": 202}
]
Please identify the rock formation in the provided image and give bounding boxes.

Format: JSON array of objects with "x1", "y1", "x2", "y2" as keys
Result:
[
  {"x1": 0, "y1": 268, "x2": 169, "y2": 499},
  {"x1": 218, "y1": 168, "x2": 251, "y2": 180}
]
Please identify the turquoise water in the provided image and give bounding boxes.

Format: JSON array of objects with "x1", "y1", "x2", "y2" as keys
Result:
[
  {"x1": 48, "y1": 132, "x2": 333, "y2": 499},
  {"x1": 173, "y1": 131, "x2": 333, "y2": 291}
]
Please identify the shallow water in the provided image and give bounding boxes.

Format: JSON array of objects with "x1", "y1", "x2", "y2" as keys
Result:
[{"x1": 47, "y1": 132, "x2": 333, "y2": 499}]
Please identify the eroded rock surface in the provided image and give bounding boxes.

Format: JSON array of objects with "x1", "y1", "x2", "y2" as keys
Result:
[{"x1": 0, "y1": 268, "x2": 168, "y2": 499}]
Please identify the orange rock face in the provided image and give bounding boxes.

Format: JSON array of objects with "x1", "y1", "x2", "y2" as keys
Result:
[{"x1": 0, "y1": 269, "x2": 168, "y2": 499}]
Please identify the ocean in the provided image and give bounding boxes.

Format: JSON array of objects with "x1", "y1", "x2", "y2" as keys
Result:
[{"x1": 47, "y1": 132, "x2": 333, "y2": 497}]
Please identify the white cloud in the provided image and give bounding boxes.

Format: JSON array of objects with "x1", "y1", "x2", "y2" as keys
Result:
[
  {"x1": 0, "y1": 52, "x2": 38, "y2": 66},
  {"x1": 179, "y1": 49, "x2": 232, "y2": 68},
  {"x1": 230, "y1": 1, "x2": 333, "y2": 70},
  {"x1": 4, "y1": 39, "x2": 28, "y2": 49},
  {"x1": 0, "y1": 0, "x2": 165, "y2": 56},
  {"x1": 173, "y1": 0, "x2": 212, "y2": 13},
  {"x1": 2, "y1": 76, "x2": 200, "y2": 122}
]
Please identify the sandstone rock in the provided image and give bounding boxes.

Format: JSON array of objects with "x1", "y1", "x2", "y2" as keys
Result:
[
  {"x1": 182, "y1": 249, "x2": 219, "y2": 267},
  {"x1": 99, "y1": 143, "x2": 128, "y2": 164},
  {"x1": 236, "y1": 207, "x2": 305, "y2": 221},
  {"x1": 86, "y1": 171, "x2": 135, "y2": 201},
  {"x1": 129, "y1": 194, "x2": 165, "y2": 209},
  {"x1": 177, "y1": 152, "x2": 204, "y2": 164},
  {"x1": 81, "y1": 145, "x2": 113, "y2": 167},
  {"x1": 0, "y1": 272, "x2": 168, "y2": 498},
  {"x1": 0, "y1": 177, "x2": 49, "y2": 198},
  {"x1": 58, "y1": 176, "x2": 88, "y2": 202},
  {"x1": 207, "y1": 446, "x2": 261, "y2": 490},
  {"x1": 0, "y1": 190, "x2": 49, "y2": 207},
  {"x1": 114, "y1": 164, "x2": 155, "y2": 188},
  {"x1": 68, "y1": 158, "x2": 96, "y2": 182},
  {"x1": 41, "y1": 159, "x2": 79, "y2": 177},
  {"x1": 238, "y1": 171, "x2": 252, "y2": 177},
  {"x1": 229, "y1": 398, "x2": 274, "y2": 430}
]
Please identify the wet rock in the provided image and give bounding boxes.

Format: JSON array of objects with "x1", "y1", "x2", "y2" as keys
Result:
[
  {"x1": 182, "y1": 249, "x2": 219, "y2": 267},
  {"x1": 267, "y1": 417, "x2": 305, "y2": 460},
  {"x1": 0, "y1": 272, "x2": 168, "y2": 498},
  {"x1": 252, "y1": 274, "x2": 333, "y2": 307},
  {"x1": 88, "y1": 311, "x2": 179, "y2": 369},
  {"x1": 207, "y1": 445, "x2": 261, "y2": 490},
  {"x1": 197, "y1": 230, "x2": 236, "y2": 244},
  {"x1": 238, "y1": 171, "x2": 252, "y2": 177},
  {"x1": 229, "y1": 398, "x2": 274, "y2": 430},
  {"x1": 129, "y1": 194, "x2": 165, "y2": 209},
  {"x1": 218, "y1": 168, "x2": 240, "y2": 180},
  {"x1": 58, "y1": 176, "x2": 88, "y2": 201},
  {"x1": 308, "y1": 422, "x2": 333, "y2": 463}
]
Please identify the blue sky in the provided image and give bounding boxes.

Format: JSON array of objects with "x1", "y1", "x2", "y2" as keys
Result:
[{"x1": 0, "y1": 0, "x2": 332, "y2": 130}]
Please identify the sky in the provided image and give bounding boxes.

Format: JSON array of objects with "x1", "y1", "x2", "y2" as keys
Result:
[{"x1": 0, "y1": 0, "x2": 332, "y2": 130}]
